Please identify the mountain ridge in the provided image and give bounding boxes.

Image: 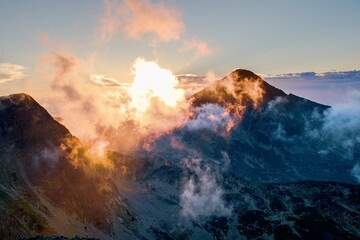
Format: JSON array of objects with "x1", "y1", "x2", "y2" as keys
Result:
[{"x1": 191, "y1": 68, "x2": 329, "y2": 110}]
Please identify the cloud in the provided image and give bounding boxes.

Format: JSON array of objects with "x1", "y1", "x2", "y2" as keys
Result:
[
  {"x1": 99, "y1": 0, "x2": 184, "y2": 43},
  {"x1": 98, "y1": 0, "x2": 213, "y2": 61},
  {"x1": 276, "y1": 70, "x2": 360, "y2": 80},
  {"x1": 0, "y1": 63, "x2": 28, "y2": 84},
  {"x1": 265, "y1": 70, "x2": 360, "y2": 105},
  {"x1": 315, "y1": 70, "x2": 360, "y2": 79},
  {"x1": 180, "y1": 155, "x2": 232, "y2": 220},
  {"x1": 270, "y1": 72, "x2": 317, "y2": 79},
  {"x1": 121, "y1": 0, "x2": 184, "y2": 42},
  {"x1": 176, "y1": 74, "x2": 205, "y2": 92},
  {"x1": 176, "y1": 71, "x2": 218, "y2": 97},
  {"x1": 269, "y1": 89, "x2": 360, "y2": 182},
  {"x1": 90, "y1": 74, "x2": 121, "y2": 86},
  {"x1": 190, "y1": 70, "x2": 265, "y2": 121},
  {"x1": 323, "y1": 89, "x2": 360, "y2": 133},
  {"x1": 129, "y1": 58, "x2": 185, "y2": 115},
  {"x1": 179, "y1": 39, "x2": 213, "y2": 57},
  {"x1": 38, "y1": 53, "x2": 190, "y2": 155},
  {"x1": 43, "y1": 52, "x2": 81, "y2": 100},
  {"x1": 185, "y1": 103, "x2": 235, "y2": 135},
  {"x1": 99, "y1": 0, "x2": 121, "y2": 43},
  {"x1": 265, "y1": 70, "x2": 360, "y2": 81},
  {"x1": 204, "y1": 71, "x2": 219, "y2": 85},
  {"x1": 127, "y1": 58, "x2": 189, "y2": 140},
  {"x1": 37, "y1": 33, "x2": 51, "y2": 47},
  {"x1": 38, "y1": 51, "x2": 125, "y2": 147},
  {"x1": 319, "y1": 89, "x2": 360, "y2": 161},
  {"x1": 270, "y1": 70, "x2": 360, "y2": 80}
]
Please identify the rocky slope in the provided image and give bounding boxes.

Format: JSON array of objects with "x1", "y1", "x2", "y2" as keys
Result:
[{"x1": 0, "y1": 94, "x2": 120, "y2": 239}]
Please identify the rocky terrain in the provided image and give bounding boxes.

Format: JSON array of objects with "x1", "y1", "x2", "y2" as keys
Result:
[{"x1": 1, "y1": 69, "x2": 359, "y2": 239}]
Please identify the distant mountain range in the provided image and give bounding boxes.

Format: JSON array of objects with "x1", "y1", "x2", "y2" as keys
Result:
[{"x1": 0, "y1": 69, "x2": 359, "y2": 239}]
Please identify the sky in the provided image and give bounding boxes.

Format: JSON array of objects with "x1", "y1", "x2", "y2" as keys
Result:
[
  {"x1": 1, "y1": 0, "x2": 360, "y2": 184},
  {"x1": 0, "y1": 0, "x2": 360, "y2": 105}
]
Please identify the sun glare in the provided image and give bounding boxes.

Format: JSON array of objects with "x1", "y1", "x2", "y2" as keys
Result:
[{"x1": 128, "y1": 58, "x2": 185, "y2": 116}]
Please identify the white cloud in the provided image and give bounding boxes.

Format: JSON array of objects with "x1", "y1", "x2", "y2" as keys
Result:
[
  {"x1": 180, "y1": 156, "x2": 232, "y2": 220},
  {"x1": 0, "y1": 63, "x2": 28, "y2": 84},
  {"x1": 185, "y1": 103, "x2": 235, "y2": 135},
  {"x1": 90, "y1": 74, "x2": 121, "y2": 86}
]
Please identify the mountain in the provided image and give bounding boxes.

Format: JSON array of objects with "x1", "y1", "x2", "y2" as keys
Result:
[
  {"x1": 152, "y1": 69, "x2": 357, "y2": 183},
  {"x1": 1, "y1": 69, "x2": 360, "y2": 239},
  {"x1": 0, "y1": 94, "x2": 121, "y2": 238},
  {"x1": 191, "y1": 69, "x2": 287, "y2": 110}
]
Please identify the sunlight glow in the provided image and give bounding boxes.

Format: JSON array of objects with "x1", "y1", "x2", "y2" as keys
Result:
[{"x1": 128, "y1": 58, "x2": 185, "y2": 116}]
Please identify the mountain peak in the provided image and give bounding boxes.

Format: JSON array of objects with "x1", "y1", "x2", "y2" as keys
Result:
[
  {"x1": 0, "y1": 93, "x2": 35, "y2": 109},
  {"x1": 190, "y1": 68, "x2": 287, "y2": 114},
  {"x1": 228, "y1": 68, "x2": 262, "y2": 82},
  {"x1": 0, "y1": 92, "x2": 32, "y2": 99},
  {"x1": 0, "y1": 93, "x2": 71, "y2": 148}
]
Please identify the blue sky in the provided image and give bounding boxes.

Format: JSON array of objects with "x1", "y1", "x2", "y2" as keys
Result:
[{"x1": 0, "y1": 0, "x2": 359, "y2": 104}]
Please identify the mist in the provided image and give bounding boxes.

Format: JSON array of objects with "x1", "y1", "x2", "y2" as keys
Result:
[{"x1": 180, "y1": 155, "x2": 232, "y2": 220}]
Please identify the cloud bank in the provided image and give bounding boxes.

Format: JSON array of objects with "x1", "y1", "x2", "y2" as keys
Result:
[
  {"x1": 265, "y1": 70, "x2": 360, "y2": 105},
  {"x1": 321, "y1": 89, "x2": 360, "y2": 167},
  {"x1": 268, "y1": 70, "x2": 360, "y2": 80}
]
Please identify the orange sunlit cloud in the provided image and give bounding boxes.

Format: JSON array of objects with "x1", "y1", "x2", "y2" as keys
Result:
[
  {"x1": 99, "y1": 0, "x2": 121, "y2": 43},
  {"x1": 37, "y1": 51, "x2": 190, "y2": 155},
  {"x1": 99, "y1": 0, "x2": 184, "y2": 43},
  {"x1": 180, "y1": 39, "x2": 213, "y2": 57}
]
